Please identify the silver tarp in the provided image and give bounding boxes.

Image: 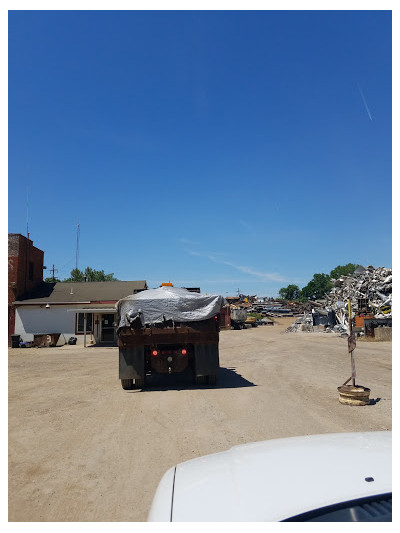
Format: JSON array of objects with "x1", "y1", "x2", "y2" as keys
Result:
[{"x1": 117, "y1": 286, "x2": 227, "y2": 331}]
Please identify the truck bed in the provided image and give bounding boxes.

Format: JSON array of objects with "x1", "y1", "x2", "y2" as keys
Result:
[{"x1": 118, "y1": 321, "x2": 219, "y2": 348}]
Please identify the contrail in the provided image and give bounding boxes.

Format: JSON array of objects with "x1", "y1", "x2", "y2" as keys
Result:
[{"x1": 358, "y1": 83, "x2": 373, "y2": 121}]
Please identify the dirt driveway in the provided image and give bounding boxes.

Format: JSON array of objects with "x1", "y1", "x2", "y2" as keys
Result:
[{"x1": 9, "y1": 318, "x2": 392, "y2": 521}]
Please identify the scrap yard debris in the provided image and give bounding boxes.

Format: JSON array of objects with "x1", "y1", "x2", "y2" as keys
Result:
[
  {"x1": 326, "y1": 265, "x2": 392, "y2": 318},
  {"x1": 286, "y1": 265, "x2": 392, "y2": 337}
]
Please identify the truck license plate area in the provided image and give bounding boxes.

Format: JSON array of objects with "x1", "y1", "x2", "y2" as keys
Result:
[{"x1": 150, "y1": 346, "x2": 189, "y2": 374}]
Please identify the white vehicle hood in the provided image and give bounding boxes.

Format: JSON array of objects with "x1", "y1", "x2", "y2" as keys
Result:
[{"x1": 148, "y1": 431, "x2": 391, "y2": 522}]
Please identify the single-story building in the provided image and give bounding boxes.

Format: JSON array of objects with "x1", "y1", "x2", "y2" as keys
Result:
[{"x1": 13, "y1": 280, "x2": 148, "y2": 346}]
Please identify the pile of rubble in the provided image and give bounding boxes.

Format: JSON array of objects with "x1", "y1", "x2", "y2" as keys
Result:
[
  {"x1": 286, "y1": 314, "x2": 313, "y2": 333},
  {"x1": 287, "y1": 300, "x2": 316, "y2": 314},
  {"x1": 286, "y1": 312, "x2": 348, "y2": 334},
  {"x1": 286, "y1": 265, "x2": 392, "y2": 334}
]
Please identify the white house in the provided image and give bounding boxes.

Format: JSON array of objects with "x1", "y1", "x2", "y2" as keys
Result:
[{"x1": 13, "y1": 280, "x2": 148, "y2": 346}]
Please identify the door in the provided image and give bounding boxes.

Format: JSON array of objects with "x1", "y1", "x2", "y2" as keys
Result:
[{"x1": 101, "y1": 314, "x2": 116, "y2": 342}]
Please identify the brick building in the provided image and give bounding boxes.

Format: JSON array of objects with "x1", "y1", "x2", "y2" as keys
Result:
[{"x1": 8, "y1": 234, "x2": 45, "y2": 344}]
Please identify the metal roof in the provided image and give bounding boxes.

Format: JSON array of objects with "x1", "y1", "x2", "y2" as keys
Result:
[{"x1": 14, "y1": 281, "x2": 148, "y2": 305}]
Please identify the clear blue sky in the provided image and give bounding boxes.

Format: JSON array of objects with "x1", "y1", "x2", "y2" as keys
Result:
[{"x1": 8, "y1": 10, "x2": 392, "y2": 296}]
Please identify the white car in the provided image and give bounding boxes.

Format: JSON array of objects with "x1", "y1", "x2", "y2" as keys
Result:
[{"x1": 148, "y1": 431, "x2": 392, "y2": 522}]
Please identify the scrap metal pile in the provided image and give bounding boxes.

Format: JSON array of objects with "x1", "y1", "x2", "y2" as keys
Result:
[
  {"x1": 326, "y1": 265, "x2": 392, "y2": 318},
  {"x1": 286, "y1": 266, "x2": 392, "y2": 334},
  {"x1": 286, "y1": 314, "x2": 314, "y2": 333},
  {"x1": 287, "y1": 300, "x2": 315, "y2": 314}
]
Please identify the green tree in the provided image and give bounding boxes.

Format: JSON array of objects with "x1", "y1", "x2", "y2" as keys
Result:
[
  {"x1": 278, "y1": 284, "x2": 301, "y2": 300},
  {"x1": 300, "y1": 273, "x2": 332, "y2": 300},
  {"x1": 63, "y1": 268, "x2": 85, "y2": 282},
  {"x1": 62, "y1": 267, "x2": 118, "y2": 282},
  {"x1": 83, "y1": 266, "x2": 118, "y2": 281},
  {"x1": 44, "y1": 277, "x2": 61, "y2": 283},
  {"x1": 330, "y1": 263, "x2": 359, "y2": 280}
]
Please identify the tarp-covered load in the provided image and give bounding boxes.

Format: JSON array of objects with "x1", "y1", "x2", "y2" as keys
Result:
[{"x1": 117, "y1": 286, "x2": 227, "y2": 332}]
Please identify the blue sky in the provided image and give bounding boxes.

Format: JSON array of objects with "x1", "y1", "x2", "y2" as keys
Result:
[{"x1": 8, "y1": 10, "x2": 392, "y2": 296}]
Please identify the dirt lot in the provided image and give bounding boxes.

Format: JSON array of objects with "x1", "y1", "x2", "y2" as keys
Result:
[{"x1": 9, "y1": 317, "x2": 392, "y2": 522}]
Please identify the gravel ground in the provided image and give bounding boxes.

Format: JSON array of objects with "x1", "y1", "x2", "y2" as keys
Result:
[{"x1": 8, "y1": 317, "x2": 392, "y2": 522}]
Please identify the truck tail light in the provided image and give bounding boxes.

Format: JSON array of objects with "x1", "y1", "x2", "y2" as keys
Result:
[
  {"x1": 152, "y1": 350, "x2": 158, "y2": 356},
  {"x1": 214, "y1": 315, "x2": 218, "y2": 320},
  {"x1": 181, "y1": 349, "x2": 187, "y2": 355}
]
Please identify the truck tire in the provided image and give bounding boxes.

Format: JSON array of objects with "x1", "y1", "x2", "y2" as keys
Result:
[
  {"x1": 207, "y1": 374, "x2": 217, "y2": 385},
  {"x1": 133, "y1": 378, "x2": 145, "y2": 389},
  {"x1": 121, "y1": 379, "x2": 133, "y2": 390}
]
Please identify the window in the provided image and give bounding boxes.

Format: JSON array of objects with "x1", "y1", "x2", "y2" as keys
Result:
[{"x1": 76, "y1": 313, "x2": 93, "y2": 333}]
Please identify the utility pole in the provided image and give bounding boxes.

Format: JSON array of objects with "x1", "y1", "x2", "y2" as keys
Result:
[{"x1": 49, "y1": 264, "x2": 58, "y2": 282}]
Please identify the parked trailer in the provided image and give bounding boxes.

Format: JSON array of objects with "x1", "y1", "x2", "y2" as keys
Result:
[
  {"x1": 116, "y1": 286, "x2": 226, "y2": 389},
  {"x1": 230, "y1": 307, "x2": 248, "y2": 330}
]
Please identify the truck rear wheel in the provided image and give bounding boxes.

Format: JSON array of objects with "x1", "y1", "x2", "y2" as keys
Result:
[
  {"x1": 133, "y1": 378, "x2": 145, "y2": 389},
  {"x1": 121, "y1": 379, "x2": 133, "y2": 390},
  {"x1": 195, "y1": 375, "x2": 207, "y2": 385},
  {"x1": 207, "y1": 374, "x2": 217, "y2": 385}
]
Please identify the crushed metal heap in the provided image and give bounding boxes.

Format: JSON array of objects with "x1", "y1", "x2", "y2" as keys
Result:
[
  {"x1": 286, "y1": 265, "x2": 392, "y2": 334},
  {"x1": 326, "y1": 265, "x2": 392, "y2": 318}
]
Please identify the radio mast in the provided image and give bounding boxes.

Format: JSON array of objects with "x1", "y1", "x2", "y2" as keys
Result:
[
  {"x1": 76, "y1": 222, "x2": 80, "y2": 270},
  {"x1": 26, "y1": 187, "x2": 29, "y2": 240}
]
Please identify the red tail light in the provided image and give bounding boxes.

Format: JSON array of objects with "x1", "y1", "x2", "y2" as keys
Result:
[
  {"x1": 152, "y1": 350, "x2": 158, "y2": 356},
  {"x1": 214, "y1": 315, "x2": 218, "y2": 320},
  {"x1": 181, "y1": 349, "x2": 187, "y2": 355}
]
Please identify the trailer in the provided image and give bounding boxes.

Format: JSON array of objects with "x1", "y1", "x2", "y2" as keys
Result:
[{"x1": 230, "y1": 306, "x2": 248, "y2": 329}]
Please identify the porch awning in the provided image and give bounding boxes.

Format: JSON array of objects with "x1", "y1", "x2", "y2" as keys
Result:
[{"x1": 67, "y1": 308, "x2": 116, "y2": 313}]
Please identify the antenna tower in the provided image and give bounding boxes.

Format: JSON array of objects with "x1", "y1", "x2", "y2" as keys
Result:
[
  {"x1": 26, "y1": 187, "x2": 29, "y2": 240},
  {"x1": 76, "y1": 222, "x2": 80, "y2": 270}
]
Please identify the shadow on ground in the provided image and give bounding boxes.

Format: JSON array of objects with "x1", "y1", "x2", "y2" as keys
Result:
[
  {"x1": 368, "y1": 397, "x2": 381, "y2": 405},
  {"x1": 124, "y1": 366, "x2": 256, "y2": 392}
]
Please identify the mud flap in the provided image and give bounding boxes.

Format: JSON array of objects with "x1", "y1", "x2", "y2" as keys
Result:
[
  {"x1": 119, "y1": 347, "x2": 145, "y2": 379},
  {"x1": 194, "y1": 343, "x2": 219, "y2": 377}
]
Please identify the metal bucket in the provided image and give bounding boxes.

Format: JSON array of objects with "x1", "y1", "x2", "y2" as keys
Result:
[
  {"x1": 337, "y1": 385, "x2": 370, "y2": 406},
  {"x1": 11, "y1": 334, "x2": 21, "y2": 348}
]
